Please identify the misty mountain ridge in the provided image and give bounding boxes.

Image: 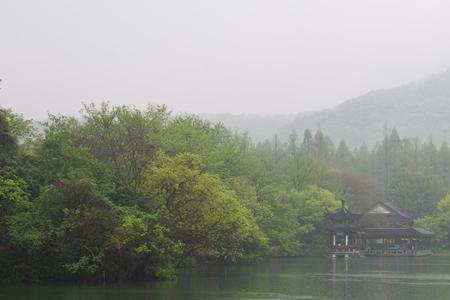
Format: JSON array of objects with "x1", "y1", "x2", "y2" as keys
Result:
[
  {"x1": 200, "y1": 113, "x2": 302, "y2": 142},
  {"x1": 206, "y1": 68, "x2": 450, "y2": 147},
  {"x1": 282, "y1": 68, "x2": 450, "y2": 147}
]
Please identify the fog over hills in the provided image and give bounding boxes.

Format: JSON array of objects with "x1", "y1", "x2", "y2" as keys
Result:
[
  {"x1": 206, "y1": 68, "x2": 450, "y2": 147},
  {"x1": 282, "y1": 68, "x2": 450, "y2": 147},
  {"x1": 200, "y1": 113, "x2": 301, "y2": 142}
]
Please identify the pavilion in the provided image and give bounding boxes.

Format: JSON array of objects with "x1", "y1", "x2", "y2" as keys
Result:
[{"x1": 328, "y1": 201, "x2": 434, "y2": 257}]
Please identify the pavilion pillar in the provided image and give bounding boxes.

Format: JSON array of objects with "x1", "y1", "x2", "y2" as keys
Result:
[
  {"x1": 333, "y1": 234, "x2": 336, "y2": 247},
  {"x1": 345, "y1": 234, "x2": 348, "y2": 247}
]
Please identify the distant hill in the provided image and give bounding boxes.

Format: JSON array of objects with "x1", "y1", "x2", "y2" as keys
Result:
[
  {"x1": 202, "y1": 69, "x2": 450, "y2": 147},
  {"x1": 278, "y1": 68, "x2": 450, "y2": 147},
  {"x1": 201, "y1": 113, "x2": 300, "y2": 142}
]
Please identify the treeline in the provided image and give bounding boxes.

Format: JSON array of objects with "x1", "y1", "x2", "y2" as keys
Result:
[
  {"x1": 262, "y1": 127, "x2": 450, "y2": 250},
  {"x1": 2, "y1": 103, "x2": 450, "y2": 282},
  {"x1": 278, "y1": 128, "x2": 449, "y2": 218},
  {"x1": 0, "y1": 104, "x2": 341, "y2": 283}
]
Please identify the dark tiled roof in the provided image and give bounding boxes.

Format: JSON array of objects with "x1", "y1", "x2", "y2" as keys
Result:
[
  {"x1": 328, "y1": 207, "x2": 361, "y2": 222},
  {"x1": 327, "y1": 201, "x2": 434, "y2": 237},
  {"x1": 414, "y1": 228, "x2": 435, "y2": 236},
  {"x1": 361, "y1": 227, "x2": 434, "y2": 239},
  {"x1": 381, "y1": 202, "x2": 411, "y2": 219}
]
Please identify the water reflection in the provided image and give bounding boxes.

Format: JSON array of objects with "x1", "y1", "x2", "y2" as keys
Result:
[
  {"x1": 328, "y1": 257, "x2": 450, "y2": 299},
  {"x1": 2, "y1": 257, "x2": 450, "y2": 300}
]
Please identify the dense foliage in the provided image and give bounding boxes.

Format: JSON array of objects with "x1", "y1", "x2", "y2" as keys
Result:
[
  {"x1": 0, "y1": 105, "x2": 340, "y2": 282},
  {"x1": 416, "y1": 195, "x2": 450, "y2": 250},
  {"x1": 2, "y1": 103, "x2": 450, "y2": 282}
]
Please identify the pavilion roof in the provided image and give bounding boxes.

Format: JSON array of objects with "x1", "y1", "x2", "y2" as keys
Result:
[
  {"x1": 361, "y1": 227, "x2": 434, "y2": 239},
  {"x1": 328, "y1": 207, "x2": 361, "y2": 222}
]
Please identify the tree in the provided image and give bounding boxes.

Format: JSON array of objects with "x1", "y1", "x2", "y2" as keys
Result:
[
  {"x1": 0, "y1": 175, "x2": 31, "y2": 255},
  {"x1": 141, "y1": 152, "x2": 266, "y2": 266},
  {"x1": 387, "y1": 171, "x2": 444, "y2": 218},
  {"x1": 336, "y1": 171, "x2": 384, "y2": 211},
  {"x1": 313, "y1": 129, "x2": 334, "y2": 162},
  {"x1": 257, "y1": 186, "x2": 302, "y2": 256},
  {"x1": 81, "y1": 102, "x2": 170, "y2": 193},
  {"x1": 2, "y1": 108, "x2": 35, "y2": 141},
  {"x1": 32, "y1": 115, "x2": 100, "y2": 189},
  {"x1": 0, "y1": 109, "x2": 18, "y2": 167},
  {"x1": 301, "y1": 129, "x2": 314, "y2": 155},
  {"x1": 37, "y1": 180, "x2": 119, "y2": 281},
  {"x1": 354, "y1": 142, "x2": 370, "y2": 172},
  {"x1": 287, "y1": 130, "x2": 298, "y2": 157},
  {"x1": 107, "y1": 207, "x2": 181, "y2": 280},
  {"x1": 416, "y1": 195, "x2": 450, "y2": 248},
  {"x1": 0, "y1": 176, "x2": 29, "y2": 218},
  {"x1": 0, "y1": 176, "x2": 41, "y2": 282},
  {"x1": 439, "y1": 141, "x2": 450, "y2": 190},
  {"x1": 256, "y1": 185, "x2": 340, "y2": 256},
  {"x1": 161, "y1": 115, "x2": 256, "y2": 180},
  {"x1": 296, "y1": 185, "x2": 341, "y2": 255},
  {"x1": 284, "y1": 150, "x2": 325, "y2": 191},
  {"x1": 335, "y1": 140, "x2": 352, "y2": 169},
  {"x1": 379, "y1": 127, "x2": 402, "y2": 187}
]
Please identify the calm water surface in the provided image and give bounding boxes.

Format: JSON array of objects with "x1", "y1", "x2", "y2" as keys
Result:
[{"x1": 2, "y1": 257, "x2": 450, "y2": 300}]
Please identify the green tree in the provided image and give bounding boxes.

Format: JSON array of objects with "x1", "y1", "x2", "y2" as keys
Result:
[
  {"x1": 301, "y1": 129, "x2": 314, "y2": 155},
  {"x1": 313, "y1": 129, "x2": 334, "y2": 162},
  {"x1": 257, "y1": 186, "x2": 301, "y2": 256},
  {"x1": 37, "y1": 180, "x2": 119, "y2": 281},
  {"x1": 0, "y1": 109, "x2": 18, "y2": 167},
  {"x1": 2, "y1": 108, "x2": 35, "y2": 141},
  {"x1": 0, "y1": 176, "x2": 29, "y2": 218},
  {"x1": 283, "y1": 150, "x2": 325, "y2": 191},
  {"x1": 257, "y1": 185, "x2": 339, "y2": 256},
  {"x1": 287, "y1": 130, "x2": 299, "y2": 157},
  {"x1": 32, "y1": 115, "x2": 101, "y2": 188},
  {"x1": 161, "y1": 115, "x2": 256, "y2": 180},
  {"x1": 439, "y1": 141, "x2": 450, "y2": 189},
  {"x1": 296, "y1": 185, "x2": 340, "y2": 255},
  {"x1": 0, "y1": 175, "x2": 46, "y2": 282},
  {"x1": 107, "y1": 207, "x2": 182, "y2": 280},
  {"x1": 387, "y1": 171, "x2": 444, "y2": 218},
  {"x1": 335, "y1": 140, "x2": 352, "y2": 169},
  {"x1": 416, "y1": 195, "x2": 450, "y2": 248},
  {"x1": 141, "y1": 152, "x2": 266, "y2": 266},
  {"x1": 81, "y1": 102, "x2": 169, "y2": 194}
]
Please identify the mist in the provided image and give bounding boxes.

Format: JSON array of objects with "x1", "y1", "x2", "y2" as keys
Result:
[{"x1": 2, "y1": 0, "x2": 450, "y2": 119}]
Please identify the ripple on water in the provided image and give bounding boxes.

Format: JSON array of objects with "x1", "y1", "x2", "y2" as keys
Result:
[
  {"x1": 267, "y1": 268, "x2": 450, "y2": 287},
  {"x1": 203, "y1": 291, "x2": 331, "y2": 300},
  {"x1": 316, "y1": 271, "x2": 450, "y2": 286}
]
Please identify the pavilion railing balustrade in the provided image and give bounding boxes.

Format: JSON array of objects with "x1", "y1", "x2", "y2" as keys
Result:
[{"x1": 362, "y1": 249, "x2": 432, "y2": 256}]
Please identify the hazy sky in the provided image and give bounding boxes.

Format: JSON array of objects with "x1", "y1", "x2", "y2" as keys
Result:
[{"x1": 2, "y1": 0, "x2": 450, "y2": 119}]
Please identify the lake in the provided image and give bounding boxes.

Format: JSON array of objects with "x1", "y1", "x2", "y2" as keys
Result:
[{"x1": 2, "y1": 257, "x2": 450, "y2": 300}]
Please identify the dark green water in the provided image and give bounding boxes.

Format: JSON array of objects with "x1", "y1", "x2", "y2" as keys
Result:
[{"x1": 2, "y1": 257, "x2": 450, "y2": 300}]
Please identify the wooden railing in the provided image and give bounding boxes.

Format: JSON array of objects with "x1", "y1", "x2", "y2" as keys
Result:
[{"x1": 362, "y1": 249, "x2": 432, "y2": 256}]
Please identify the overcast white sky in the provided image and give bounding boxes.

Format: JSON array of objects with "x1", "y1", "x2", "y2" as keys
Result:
[{"x1": 2, "y1": 0, "x2": 450, "y2": 119}]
